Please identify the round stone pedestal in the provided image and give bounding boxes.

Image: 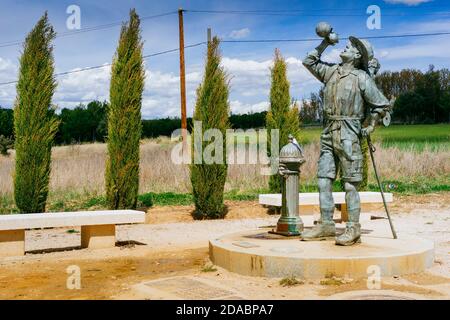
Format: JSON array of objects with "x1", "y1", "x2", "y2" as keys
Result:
[{"x1": 209, "y1": 229, "x2": 434, "y2": 279}]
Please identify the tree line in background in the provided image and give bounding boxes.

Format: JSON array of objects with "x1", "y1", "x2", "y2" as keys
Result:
[
  {"x1": 377, "y1": 66, "x2": 450, "y2": 124},
  {"x1": 300, "y1": 66, "x2": 450, "y2": 125},
  {"x1": 0, "y1": 104, "x2": 268, "y2": 145}
]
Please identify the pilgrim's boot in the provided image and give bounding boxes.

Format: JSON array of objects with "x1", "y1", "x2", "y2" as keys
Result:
[
  {"x1": 335, "y1": 222, "x2": 361, "y2": 246},
  {"x1": 301, "y1": 220, "x2": 336, "y2": 241}
]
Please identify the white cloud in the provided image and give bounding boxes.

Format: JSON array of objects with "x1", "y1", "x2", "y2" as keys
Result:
[
  {"x1": 378, "y1": 50, "x2": 389, "y2": 58},
  {"x1": 0, "y1": 59, "x2": 199, "y2": 118},
  {"x1": 15, "y1": 44, "x2": 446, "y2": 119},
  {"x1": 406, "y1": 20, "x2": 450, "y2": 33},
  {"x1": 142, "y1": 98, "x2": 176, "y2": 119},
  {"x1": 222, "y1": 56, "x2": 317, "y2": 94},
  {"x1": 230, "y1": 100, "x2": 268, "y2": 114},
  {"x1": 223, "y1": 57, "x2": 272, "y2": 75},
  {"x1": 357, "y1": 19, "x2": 450, "y2": 62},
  {"x1": 52, "y1": 55, "x2": 318, "y2": 118},
  {"x1": 229, "y1": 28, "x2": 251, "y2": 39},
  {"x1": 52, "y1": 65, "x2": 204, "y2": 118},
  {"x1": 0, "y1": 58, "x2": 15, "y2": 73},
  {"x1": 0, "y1": 57, "x2": 18, "y2": 107},
  {"x1": 383, "y1": 0, "x2": 433, "y2": 6},
  {"x1": 377, "y1": 36, "x2": 450, "y2": 60},
  {"x1": 145, "y1": 70, "x2": 179, "y2": 97},
  {"x1": 55, "y1": 64, "x2": 111, "y2": 109}
]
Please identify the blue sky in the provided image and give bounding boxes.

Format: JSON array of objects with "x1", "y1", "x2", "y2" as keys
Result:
[{"x1": 0, "y1": 0, "x2": 449, "y2": 118}]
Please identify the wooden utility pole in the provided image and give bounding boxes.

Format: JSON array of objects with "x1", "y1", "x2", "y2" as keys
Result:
[
  {"x1": 207, "y1": 27, "x2": 212, "y2": 44},
  {"x1": 178, "y1": 8, "x2": 187, "y2": 151}
]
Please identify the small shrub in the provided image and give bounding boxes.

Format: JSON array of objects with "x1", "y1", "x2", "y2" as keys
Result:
[
  {"x1": 83, "y1": 196, "x2": 107, "y2": 209},
  {"x1": 49, "y1": 200, "x2": 65, "y2": 211},
  {"x1": 137, "y1": 192, "x2": 154, "y2": 207},
  {"x1": 224, "y1": 190, "x2": 259, "y2": 201},
  {"x1": 201, "y1": 263, "x2": 218, "y2": 273},
  {"x1": 319, "y1": 272, "x2": 352, "y2": 286},
  {"x1": 279, "y1": 276, "x2": 304, "y2": 287}
]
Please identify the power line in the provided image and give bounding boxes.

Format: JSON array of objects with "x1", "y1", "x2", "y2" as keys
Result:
[
  {"x1": 1, "y1": 7, "x2": 448, "y2": 48},
  {"x1": 59, "y1": 11, "x2": 177, "y2": 37},
  {"x1": 356, "y1": 32, "x2": 450, "y2": 40},
  {"x1": 185, "y1": 4, "x2": 450, "y2": 13},
  {"x1": 0, "y1": 11, "x2": 177, "y2": 49},
  {"x1": 221, "y1": 31, "x2": 450, "y2": 43},
  {"x1": 184, "y1": 9, "x2": 450, "y2": 17},
  {"x1": 0, "y1": 42, "x2": 206, "y2": 86},
  {"x1": 143, "y1": 42, "x2": 206, "y2": 58}
]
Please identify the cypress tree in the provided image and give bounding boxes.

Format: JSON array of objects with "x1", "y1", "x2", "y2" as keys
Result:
[
  {"x1": 266, "y1": 49, "x2": 300, "y2": 193},
  {"x1": 13, "y1": 13, "x2": 59, "y2": 213},
  {"x1": 106, "y1": 9, "x2": 144, "y2": 209},
  {"x1": 190, "y1": 37, "x2": 230, "y2": 220}
]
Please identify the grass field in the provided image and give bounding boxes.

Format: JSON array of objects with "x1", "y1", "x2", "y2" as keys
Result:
[
  {"x1": 298, "y1": 124, "x2": 450, "y2": 151},
  {"x1": 0, "y1": 124, "x2": 449, "y2": 213}
]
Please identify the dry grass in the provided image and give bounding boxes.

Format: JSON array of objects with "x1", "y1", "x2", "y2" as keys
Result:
[
  {"x1": 0, "y1": 138, "x2": 449, "y2": 199},
  {"x1": 279, "y1": 276, "x2": 304, "y2": 287}
]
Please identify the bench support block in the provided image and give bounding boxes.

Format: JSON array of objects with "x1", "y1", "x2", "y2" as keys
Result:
[
  {"x1": 81, "y1": 224, "x2": 115, "y2": 249},
  {"x1": 0, "y1": 229, "x2": 25, "y2": 257}
]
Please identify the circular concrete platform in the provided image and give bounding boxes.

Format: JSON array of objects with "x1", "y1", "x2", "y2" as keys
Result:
[
  {"x1": 209, "y1": 229, "x2": 434, "y2": 279},
  {"x1": 325, "y1": 290, "x2": 427, "y2": 300}
]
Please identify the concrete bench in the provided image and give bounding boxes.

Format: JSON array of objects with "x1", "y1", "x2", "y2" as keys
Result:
[
  {"x1": 259, "y1": 192, "x2": 393, "y2": 221},
  {"x1": 0, "y1": 210, "x2": 145, "y2": 257}
]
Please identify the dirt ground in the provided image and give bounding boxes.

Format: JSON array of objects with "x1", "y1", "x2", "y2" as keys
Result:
[
  {"x1": 146, "y1": 193, "x2": 450, "y2": 223},
  {"x1": 0, "y1": 193, "x2": 449, "y2": 300},
  {"x1": 0, "y1": 246, "x2": 208, "y2": 300},
  {"x1": 145, "y1": 200, "x2": 272, "y2": 224}
]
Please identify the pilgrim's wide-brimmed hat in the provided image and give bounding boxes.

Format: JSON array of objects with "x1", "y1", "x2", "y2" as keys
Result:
[{"x1": 349, "y1": 36, "x2": 374, "y2": 72}]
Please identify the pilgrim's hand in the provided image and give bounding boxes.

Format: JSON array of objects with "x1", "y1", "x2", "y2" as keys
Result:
[{"x1": 361, "y1": 125, "x2": 374, "y2": 138}]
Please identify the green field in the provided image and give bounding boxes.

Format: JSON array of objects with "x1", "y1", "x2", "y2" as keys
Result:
[{"x1": 298, "y1": 124, "x2": 450, "y2": 151}]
